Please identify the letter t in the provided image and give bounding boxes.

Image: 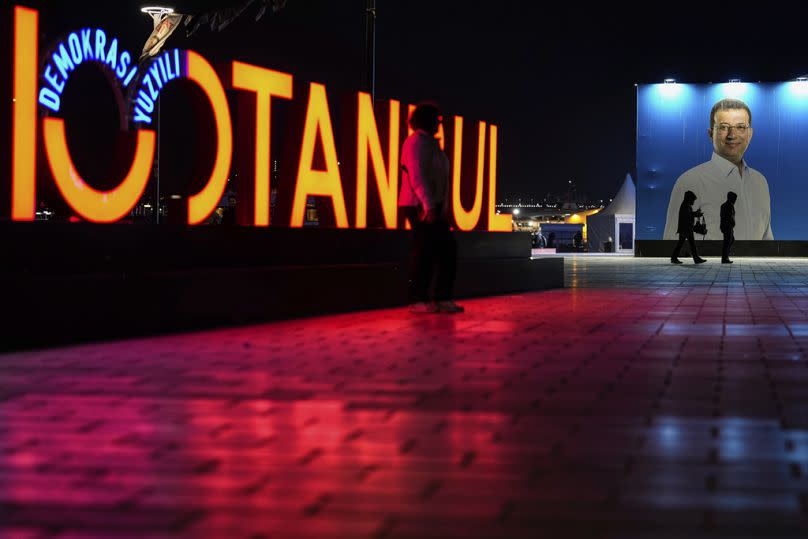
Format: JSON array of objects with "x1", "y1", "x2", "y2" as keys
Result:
[{"x1": 231, "y1": 61, "x2": 293, "y2": 226}]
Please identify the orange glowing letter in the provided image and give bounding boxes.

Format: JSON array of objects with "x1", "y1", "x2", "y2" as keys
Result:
[
  {"x1": 290, "y1": 83, "x2": 348, "y2": 228},
  {"x1": 356, "y1": 93, "x2": 400, "y2": 229},
  {"x1": 231, "y1": 61, "x2": 293, "y2": 226},
  {"x1": 12, "y1": 6, "x2": 38, "y2": 221},
  {"x1": 487, "y1": 124, "x2": 511, "y2": 232},
  {"x1": 186, "y1": 51, "x2": 233, "y2": 225},
  {"x1": 43, "y1": 118, "x2": 155, "y2": 222},
  {"x1": 451, "y1": 117, "x2": 486, "y2": 231}
]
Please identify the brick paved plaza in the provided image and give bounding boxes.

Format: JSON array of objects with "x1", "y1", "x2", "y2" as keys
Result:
[{"x1": 3, "y1": 256, "x2": 808, "y2": 538}]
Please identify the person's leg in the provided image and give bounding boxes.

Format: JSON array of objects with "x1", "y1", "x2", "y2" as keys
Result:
[
  {"x1": 672, "y1": 234, "x2": 686, "y2": 260},
  {"x1": 403, "y1": 207, "x2": 431, "y2": 304},
  {"x1": 722, "y1": 232, "x2": 733, "y2": 261},
  {"x1": 722, "y1": 233, "x2": 730, "y2": 261},
  {"x1": 421, "y1": 220, "x2": 441, "y2": 300},
  {"x1": 433, "y1": 219, "x2": 463, "y2": 312},
  {"x1": 687, "y1": 232, "x2": 703, "y2": 262},
  {"x1": 434, "y1": 219, "x2": 457, "y2": 301}
]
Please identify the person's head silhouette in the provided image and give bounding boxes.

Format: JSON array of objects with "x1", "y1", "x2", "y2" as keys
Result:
[
  {"x1": 683, "y1": 190, "x2": 697, "y2": 206},
  {"x1": 409, "y1": 103, "x2": 442, "y2": 136},
  {"x1": 727, "y1": 191, "x2": 738, "y2": 204}
]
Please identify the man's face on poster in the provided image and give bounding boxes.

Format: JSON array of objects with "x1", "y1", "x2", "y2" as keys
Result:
[{"x1": 709, "y1": 108, "x2": 753, "y2": 165}]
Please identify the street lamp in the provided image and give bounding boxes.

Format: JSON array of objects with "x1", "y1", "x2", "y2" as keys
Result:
[
  {"x1": 141, "y1": 6, "x2": 174, "y2": 18},
  {"x1": 364, "y1": 0, "x2": 376, "y2": 101},
  {"x1": 140, "y1": 6, "x2": 173, "y2": 223}
]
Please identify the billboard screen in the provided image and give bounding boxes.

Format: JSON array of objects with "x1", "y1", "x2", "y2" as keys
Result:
[{"x1": 636, "y1": 82, "x2": 808, "y2": 240}]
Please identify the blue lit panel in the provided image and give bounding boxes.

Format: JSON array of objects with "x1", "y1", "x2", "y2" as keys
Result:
[{"x1": 637, "y1": 82, "x2": 808, "y2": 240}]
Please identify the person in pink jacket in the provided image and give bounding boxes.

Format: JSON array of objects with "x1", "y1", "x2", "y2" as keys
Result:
[{"x1": 399, "y1": 103, "x2": 463, "y2": 314}]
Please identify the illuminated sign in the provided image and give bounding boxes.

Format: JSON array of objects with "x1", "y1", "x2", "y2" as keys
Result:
[
  {"x1": 39, "y1": 28, "x2": 137, "y2": 113},
  {"x1": 9, "y1": 5, "x2": 511, "y2": 232},
  {"x1": 132, "y1": 49, "x2": 184, "y2": 125}
]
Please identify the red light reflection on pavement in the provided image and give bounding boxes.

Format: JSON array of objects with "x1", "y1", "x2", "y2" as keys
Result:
[{"x1": 3, "y1": 286, "x2": 808, "y2": 537}]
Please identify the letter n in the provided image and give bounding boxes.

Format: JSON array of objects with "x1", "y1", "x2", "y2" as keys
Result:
[
  {"x1": 355, "y1": 92, "x2": 400, "y2": 229},
  {"x1": 290, "y1": 83, "x2": 348, "y2": 228}
]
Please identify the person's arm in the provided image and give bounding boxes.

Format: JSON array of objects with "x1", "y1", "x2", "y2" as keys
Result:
[
  {"x1": 762, "y1": 214, "x2": 774, "y2": 240},
  {"x1": 761, "y1": 174, "x2": 773, "y2": 240},
  {"x1": 664, "y1": 181, "x2": 685, "y2": 239}
]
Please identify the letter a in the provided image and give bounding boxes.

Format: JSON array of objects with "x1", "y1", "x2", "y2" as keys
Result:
[{"x1": 290, "y1": 83, "x2": 348, "y2": 228}]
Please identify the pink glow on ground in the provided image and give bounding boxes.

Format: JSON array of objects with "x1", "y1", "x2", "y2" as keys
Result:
[{"x1": 2, "y1": 257, "x2": 808, "y2": 537}]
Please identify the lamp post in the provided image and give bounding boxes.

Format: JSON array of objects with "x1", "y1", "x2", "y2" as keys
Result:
[
  {"x1": 364, "y1": 0, "x2": 376, "y2": 102},
  {"x1": 140, "y1": 6, "x2": 173, "y2": 223}
]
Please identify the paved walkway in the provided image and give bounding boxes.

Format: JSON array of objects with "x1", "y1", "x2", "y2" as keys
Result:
[
  {"x1": 562, "y1": 254, "x2": 808, "y2": 289},
  {"x1": 2, "y1": 257, "x2": 808, "y2": 538}
]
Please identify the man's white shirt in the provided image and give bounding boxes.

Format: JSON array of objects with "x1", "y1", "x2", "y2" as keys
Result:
[
  {"x1": 663, "y1": 152, "x2": 773, "y2": 240},
  {"x1": 398, "y1": 129, "x2": 450, "y2": 212}
]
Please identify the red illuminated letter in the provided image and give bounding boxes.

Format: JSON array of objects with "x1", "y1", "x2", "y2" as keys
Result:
[
  {"x1": 231, "y1": 61, "x2": 293, "y2": 226},
  {"x1": 290, "y1": 83, "x2": 348, "y2": 228},
  {"x1": 487, "y1": 124, "x2": 511, "y2": 231},
  {"x1": 12, "y1": 6, "x2": 38, "y2": 221},
  {"x1": 451, "y1": 117, "x2": 486, "y2": 231},
  {"x1": 186, "y1": 51, "x2": 233, "y2": 225},
  {"x1": 356, "y1": 93, "x2": 400, "y2": 229}
]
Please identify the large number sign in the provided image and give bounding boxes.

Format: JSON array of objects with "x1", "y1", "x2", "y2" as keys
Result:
[{"x1": 9, "y1": 5, "x2": 511, "y2": 231}]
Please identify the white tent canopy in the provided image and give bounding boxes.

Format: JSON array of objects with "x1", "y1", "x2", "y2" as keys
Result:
[
  {"x1": 587, "y1": 174, "x2": 636, "y2": 252},
  {"x1": 600, "y1": 173, "x2": 636, "y2": 216}
]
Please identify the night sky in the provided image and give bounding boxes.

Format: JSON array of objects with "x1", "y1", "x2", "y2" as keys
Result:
[{"x1": 22, "y1": 1, "x2": 808, "y2": 204}]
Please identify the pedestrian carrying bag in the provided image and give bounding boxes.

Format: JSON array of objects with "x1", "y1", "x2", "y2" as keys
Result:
[{"x1": 693, "y1": 215, "x2": 707, "y2": 236}]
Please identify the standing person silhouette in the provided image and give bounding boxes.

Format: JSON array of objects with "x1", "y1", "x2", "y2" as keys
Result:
[
  {"x1": 671, "y1": 190, "x2": 707, "y2": 265},
  {"x1": 720, "y1": 191, "x2": 738, "y2": 263},
  {"x1": 398, "y1": 103, "x2": 464, "y2": 314}
]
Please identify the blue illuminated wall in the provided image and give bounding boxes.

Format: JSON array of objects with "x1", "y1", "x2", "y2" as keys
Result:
[{"x1": 636, "y1": 82, "x2": 808, "y2": 240}]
